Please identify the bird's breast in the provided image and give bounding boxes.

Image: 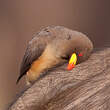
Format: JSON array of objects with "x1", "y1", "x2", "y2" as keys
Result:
[{"x1": 26, "y1": 45, "x2": 61, "y2": 82}]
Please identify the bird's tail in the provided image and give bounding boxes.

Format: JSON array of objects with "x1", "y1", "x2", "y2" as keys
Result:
[{"x1": 16, "y1": 73, "x2": 25, "y2": 84}]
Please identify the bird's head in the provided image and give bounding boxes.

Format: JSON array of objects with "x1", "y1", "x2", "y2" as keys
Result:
[
  {"x1": 67, "y1": 52, "x2": 83, "y2": 70},
  {"x1": 67, "y1": 53, "x2": 83, "y2": 70},
  {"x1": 60, "y1": 51, "x2": 83, "y2": 71}
]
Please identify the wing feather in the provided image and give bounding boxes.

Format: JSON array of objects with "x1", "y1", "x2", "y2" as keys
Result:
[{"x1": 16, "y1": 30, "x2": 54, "y2": 83}]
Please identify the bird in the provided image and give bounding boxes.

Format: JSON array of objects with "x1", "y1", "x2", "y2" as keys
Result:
[{"x1": 16, "y1": 26, "x2": 93, "y2": 85}]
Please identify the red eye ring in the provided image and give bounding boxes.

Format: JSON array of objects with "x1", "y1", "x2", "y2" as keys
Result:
[{"x1": 78, "y1": 53, "x2": 83, "y2": 56}]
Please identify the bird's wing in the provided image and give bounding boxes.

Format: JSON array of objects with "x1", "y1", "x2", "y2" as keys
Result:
[{"x1": 16, "y1": 31, "x2": 54, "y2": 83}]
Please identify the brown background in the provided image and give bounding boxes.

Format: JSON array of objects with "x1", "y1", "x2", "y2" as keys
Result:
[{"x1": 0, "y1": 0, "x2": 110, "y2": 109}]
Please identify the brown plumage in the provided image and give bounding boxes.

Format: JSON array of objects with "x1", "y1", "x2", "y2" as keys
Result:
[{"x1": 16, "y1": 26, "x2": 93, "y2": 84}]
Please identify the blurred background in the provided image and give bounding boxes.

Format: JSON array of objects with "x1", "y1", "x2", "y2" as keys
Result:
[{"x1": 0, "y1": 0, "x2": 110, "y2": 109}]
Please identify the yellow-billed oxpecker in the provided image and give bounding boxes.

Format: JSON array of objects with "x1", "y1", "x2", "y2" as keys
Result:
[{"x1": 16, "y1": 26, "x2": 93, "y2": 84}]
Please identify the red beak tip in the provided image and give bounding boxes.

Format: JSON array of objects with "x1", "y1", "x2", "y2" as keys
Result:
[{"x1": 67, "y1": 64, "x2": 75, "y2": 70}]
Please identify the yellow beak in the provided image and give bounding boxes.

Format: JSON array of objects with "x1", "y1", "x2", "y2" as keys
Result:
[{"x1": 67, "y1": 53, "x2": 77, "y2": 70}]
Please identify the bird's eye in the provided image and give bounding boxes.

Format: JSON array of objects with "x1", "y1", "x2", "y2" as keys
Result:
[{"x1": 78, "y1": 53, "x2": 83, "y2": 56}]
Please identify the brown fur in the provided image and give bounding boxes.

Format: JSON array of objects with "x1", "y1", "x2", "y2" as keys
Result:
[{"x1": 9, "y1": 48, "x2": 110, "y2": 110}]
